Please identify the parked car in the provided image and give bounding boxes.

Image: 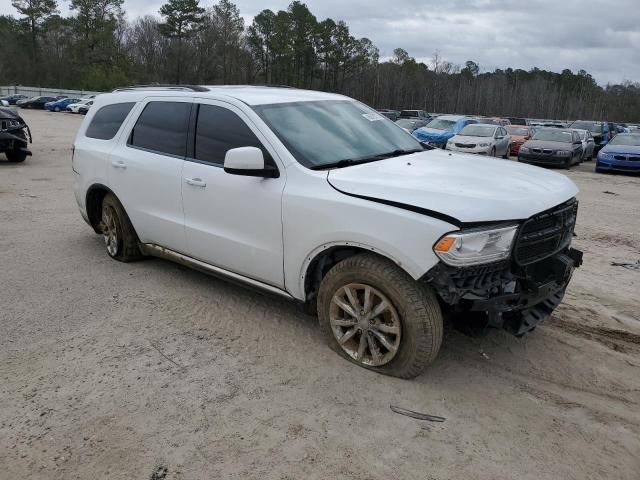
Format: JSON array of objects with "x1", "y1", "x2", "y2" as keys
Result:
[
  {"x1": 412, "y1": 115, "x2": 477, "y2": 148},
  {"x1": 569, "y1": 120, "x2": 610, "y2": 152},
  {"x1": 595, "y1": 133, "x2": 640, "y2": 174},
  {"x1": 446, "y1": 124, "x2": 511, "y2": 158},
  {"x1": 72, "y1": 86, "x2": 583, "y2": 378},
  {"x1": 507, "y1": 117, "x2": 531, "y2": 126},
  {"x1": 395, "y1": 118, "x2": 428, "y2": 133},
  {"x1": 78, "y1": 105, "x2": 91, "y2": 115},
  {"x1": 0, "y1": 100, "x2": 8, "y2": 107},
  {"x1": 399, "y1": 110, "x2": 430, "y2": 121},
  {"x1": 483, "y1": 117, "x2": 511, "y2": 127},
  {"x1": 506, "y1": 125, "x2": 535, "y2": 156},
  {"x1": 518, "y1": 128, "x2": 583, "y2": 169},
  {"x1": 377, "y1": 109, "x2": 400, "y2": 121},
  {"x1": 572, "y1": 129, "x2": 595, "y2": 161},
  {"x1": 67, "y1": 100, "x2": 93, "y2": 113},
  {"x1": 17, "y1": 96, "x2": 57, "y2": 109},
  {"x1": 0, "y1": 104, "x2": 32, "y2": 162},
  {"x1": 0, "y1": 94, "x2": 28, "y2": 105},
  {"x1": 46, "y1": 98, "x2": 81, "y2": 112}
]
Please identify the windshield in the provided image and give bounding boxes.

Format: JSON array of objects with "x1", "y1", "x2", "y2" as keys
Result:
[
  {"x1": 506, "y1": 127, "x2": 529, "y2": 136},
  {"x1": 532, "y1": 129, "x2": 574, "y2": 143},
  {"x1": 400, "y1": 110, "x2": 420, "y2": 117},
  {"x1": 571, "y1": 121, "x2": 602, "y2": 134},
  {"x1": 253, "y1": 100, "x2": 422, "y2": 169},
  {"x1": 458, "y1": 125, "x2": 495, "y2": 137},
  {"x1": 609, "y1": 134, "x2": 640, "y2": 146},
  {"x1": 425, "y1": 118, "x2": 456, "y2": 131},
  {"x1": 508, "y1": 118, "x2": 527, "y2": 125}
]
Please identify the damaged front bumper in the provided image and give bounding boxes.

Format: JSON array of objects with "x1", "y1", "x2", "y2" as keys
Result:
[
  {"x1": 0, "y1": 113, "x2": 32, "y2": 155},
  {"x1": 424, "y1": 248, "x2": 583, "y2": 336}
]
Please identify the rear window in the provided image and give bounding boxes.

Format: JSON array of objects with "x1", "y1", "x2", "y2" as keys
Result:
[
  {"x1": 86, "y1": 102, "x2": 135, "y2": 140},
  {"x1": 128, "y1": 101, "x2": 191, "y2": 157}
]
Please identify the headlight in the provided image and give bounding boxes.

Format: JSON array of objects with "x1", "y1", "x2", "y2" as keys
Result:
[
  {"x1": 478, "y1": 143, "x2": 490, "y2": 147},
  {"x1": 555, "y1": 150, "x2": 571, "y2": 157},
  {"x1": 599, "y1": 152, "x2": 610, "y2": 158},
  {"x1": 433, "y1": 225, "x2": 518, "y2": 266},
  {"x1": 519, "y1": 146, "x2": 530, "y2": 153}
]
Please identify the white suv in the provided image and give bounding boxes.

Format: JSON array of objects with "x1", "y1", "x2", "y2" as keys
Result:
[{"x1": 72, "y1": 85, "x2": 582, "y2": 378}]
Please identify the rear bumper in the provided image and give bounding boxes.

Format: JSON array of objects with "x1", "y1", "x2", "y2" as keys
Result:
[
  {"x1": 424, "y1": 248, "x2": 583, "y2": 336},
  {"x1": 510, "y1": 143, "x2": 523, "y2": 154}
]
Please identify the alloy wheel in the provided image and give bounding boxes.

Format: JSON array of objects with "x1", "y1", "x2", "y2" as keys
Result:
[
  {"x1": 102, "y1": 205, "x2": 119, "y2": 257},
  {"x1": 329, "y1": 283, "x2": 402, "y2": 367}
]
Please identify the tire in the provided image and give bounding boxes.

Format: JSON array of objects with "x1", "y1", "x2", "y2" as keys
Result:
[
  {"x1": 54, "y1": 106, "x2": 60, "y2": 112},
  {"x1": 502, "y1": 145, "x2": 510, "y2": 159},
  {"x1": 317, "y1": 253, "x2": 443, "y2": 379},
  {"x1": 490, "y1": 147, "x2": 496, "y2": 157},
  {"x1": 100, "y1": 193, "x2": 143, "y2": 262},
  {"x1": 6, "y1": 149, "x2": 27, "y2": 163}
]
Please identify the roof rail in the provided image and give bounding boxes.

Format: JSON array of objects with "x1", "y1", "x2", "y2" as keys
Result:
[{"x1": 112, "y1": 84, "x2": 209, "y2": 93}]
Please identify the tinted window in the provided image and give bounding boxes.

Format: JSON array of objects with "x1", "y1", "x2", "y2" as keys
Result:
[
  {"x1": 129, "y1": 101, "x2": 191, "y2": 157},
  {"x1": 194, "y1": 104, "x2": 272, "y2": 166},
  {"x1": 85, "y1": 102, "x2": 135, "y2": 140}
]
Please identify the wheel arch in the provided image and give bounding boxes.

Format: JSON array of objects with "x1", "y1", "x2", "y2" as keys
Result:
[
  {"x1": 85, "y1": 183, "x2": 118, "y2": 234},
  {"x1": 300, "y1": 241, "x2": 416, "y2": 310}
]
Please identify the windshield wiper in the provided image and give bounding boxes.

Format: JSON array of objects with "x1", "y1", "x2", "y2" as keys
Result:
[{"x1": 310, "y1": 149, "x2": 423, "y2": 170}]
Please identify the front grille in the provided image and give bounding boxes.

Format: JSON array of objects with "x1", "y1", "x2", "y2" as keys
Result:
[
  {"x1": 514, "y1": 199, "x2": 578, "y2": 266},
  {"x1": 531, "y1": 148, "x2": 553, "y2": 155},
  {"x1": 455, "y1": 143, "x2": 476, "y2": 148}
]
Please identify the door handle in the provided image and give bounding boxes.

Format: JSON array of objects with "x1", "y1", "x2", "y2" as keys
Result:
[
  {"x1": 111, "y1": 160, "x2": 126, "y2": 169},
  {"x1": 185, "y1": 177, "x2": 207, "y2": 187}
]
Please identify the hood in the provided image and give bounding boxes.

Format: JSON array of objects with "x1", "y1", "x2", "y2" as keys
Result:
[
  {"x1": 601, "y1": 144, "x2": 640, "y2": 155},
  {"x1": 326, "y1": 149, "x2": 578, "y2": 225},
  {"x1": 0, "y1": 106, "x2": 20, "y2": 119},
  {"x1": 523, "y1": 139, "x2": 573, "y2": 149}
]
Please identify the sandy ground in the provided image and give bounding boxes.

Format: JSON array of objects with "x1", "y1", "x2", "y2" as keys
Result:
[{"x1": 1, "y1": 110, "x2": 639, "y2": 480}]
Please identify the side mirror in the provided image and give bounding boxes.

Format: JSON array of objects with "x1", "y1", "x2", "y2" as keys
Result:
[{"x1": 224, "y1": 147, "x2": 278, "y2": 178}]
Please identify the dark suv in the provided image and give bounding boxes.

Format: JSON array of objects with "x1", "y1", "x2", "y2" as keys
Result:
[{"x1": 569, "y1": 121, "x2": 610, "y2": 152}]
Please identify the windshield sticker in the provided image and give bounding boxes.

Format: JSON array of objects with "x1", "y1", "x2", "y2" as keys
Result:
[{"x1": 362, "y1": 113, "x2": 383, "y2": 122}]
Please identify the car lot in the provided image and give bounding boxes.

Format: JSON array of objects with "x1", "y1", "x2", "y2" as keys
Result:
[{"x1": 1, "y1": 110, "x2": 639, "y2": 479}]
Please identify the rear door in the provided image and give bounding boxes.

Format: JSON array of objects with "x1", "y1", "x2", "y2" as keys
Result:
[
  {"x1": 108, "y1": 97, "x2": 192, "y2": 252},
  {"x1": 181, "y1": 100, "x2": 286, "y2": 287}
]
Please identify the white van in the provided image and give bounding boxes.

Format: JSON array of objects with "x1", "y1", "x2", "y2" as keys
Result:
[{"x1": 72, "y1": 85, "x2": 582, "y2": 378}]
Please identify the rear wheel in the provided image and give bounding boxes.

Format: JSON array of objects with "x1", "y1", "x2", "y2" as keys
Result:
[
  {"x1": 100, "y1": 193, "x2": 143, "y2": 262},
  {"x1": 317, "y1": 253, "x2": 443, "y2": 379}
]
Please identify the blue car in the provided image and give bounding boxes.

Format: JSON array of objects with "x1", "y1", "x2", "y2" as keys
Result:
[
  {"x1": 412, "y1": 115, "x2": 477, "y2": 148},
  {"x1": 595, "y1": 133, "x2": 640, "y2": 174},
  {"x1": 45, "y1": 98, "x2": 81, "y2": 112}
]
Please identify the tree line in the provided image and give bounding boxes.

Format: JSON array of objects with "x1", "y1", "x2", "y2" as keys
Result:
[{"x1": 2, "y1": 0, "x2": 639, "y2": 122}]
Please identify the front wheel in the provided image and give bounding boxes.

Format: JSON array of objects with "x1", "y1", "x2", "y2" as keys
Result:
[
  {"x1": 6, "y1": 149, "x2": 27, "y2": 163},
  {"x1": 317, "y1": 254, "x2": 443, "y2": 379},
  {"x1": 490, "y1": 147, "x2": 496, "y2": 157},
  {"x1": 54, "y1": 106, "x2": 60, "y2": 112},
  {"x1": 502, "y1": 145, "x2": 510, "y2": 159}
]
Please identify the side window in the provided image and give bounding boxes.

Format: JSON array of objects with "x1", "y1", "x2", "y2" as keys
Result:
[
  {"x1": 128, "y1": 101, "x2": 191, "y2": 157},
  {"x1": 194, "y1": 104, "x2": 273, "y2": 166},
  {"x1": 85, "y1": 102, "x2": 135, "y2": 140}
]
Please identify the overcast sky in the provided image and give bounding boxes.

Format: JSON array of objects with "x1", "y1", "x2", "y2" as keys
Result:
[{"x1": 3, "y1": 0, "x2": 639, "y2": 85}]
